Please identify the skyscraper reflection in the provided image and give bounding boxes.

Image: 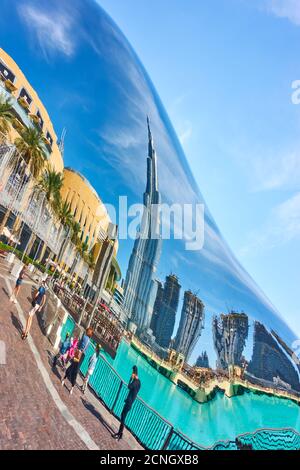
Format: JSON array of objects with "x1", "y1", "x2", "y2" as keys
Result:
[
  {"x1": 174, "y1": 291, "x2": 205, "y2": 360},
  {"x1": 153, "y1": 274, "x2": 181, "y2": 348},
  {"x1": 247, "y1": 322, "x2": 300, "y2": 392},
  {"x1": 123, "y1": 118, "x2": 162, "y2": 337},
  {"x1": 213, "y1": 312, "x2": 248, "y2": 370}
]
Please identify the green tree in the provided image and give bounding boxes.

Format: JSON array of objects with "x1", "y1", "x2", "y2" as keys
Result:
[
  {"x1": 35, "y1": 164, "x2": 64, "y2": 215},
  {"x1": 58, "y1": 199, "x2": 73, "y2": 228},
  {"x1": 55, "y1": 200, "x2": 74, "y2": 266},
  {"x1": 22, "y1": 166, "x2": 64, "y2": 261},
  {"x1": 14, "y1": 126, "x2": 46, "y2": 179},
  {"x1": 0, "y1": 94, "x2": 14, "y2": 141},
  {"x1": 71, "y1": 220, "x2": 81, "y2": 245}
]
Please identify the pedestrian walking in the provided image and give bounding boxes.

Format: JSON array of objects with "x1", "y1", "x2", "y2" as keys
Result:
[
  {"x1": 21, "y1": 280, "x2": 46, "y2": 340},
  {"x1": 52, "y1": 332, "x2": 71, "y2": 369},
  {"x1": 61, "y1": 328, "x2": 93, "y2": 395},
  {"x1": 10, "y1": 264, "x2": 27, "y2": 303},
  {"x1": 77, "y1": 327, "x2": 93, "y2": 364},
  {"x1": 113, "y1": 365, "x2": 141, "y2": 440},
  {"x1": 81, "y1": 344, "x2": 101, "y2": 394},
  {"x1": 65, "y1": 336, "x2": 78, "y2": 364}
]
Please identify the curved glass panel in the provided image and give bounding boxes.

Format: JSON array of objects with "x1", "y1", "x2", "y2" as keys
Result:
[{"x1": 1, "y1": 0, "x2": 299, "y2": 448}]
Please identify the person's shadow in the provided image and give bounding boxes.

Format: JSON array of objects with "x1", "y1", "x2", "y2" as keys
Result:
[
  {"x1": 81, "y1": 397, "x2": 115, "y2": 435},
  {"x1": 2, "y1": 287, "x2": 9, "y2": 298},
  {"x1": 11, "y1": 312, "x2": 23, "y2": 335},
  {"x1": 47, "y1": 349, "x2": 64, "y2": 381}
]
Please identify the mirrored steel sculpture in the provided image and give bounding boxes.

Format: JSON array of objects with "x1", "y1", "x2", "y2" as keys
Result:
[{"x1": 0, "y1": 0, "x2": 299, "y2": 449}]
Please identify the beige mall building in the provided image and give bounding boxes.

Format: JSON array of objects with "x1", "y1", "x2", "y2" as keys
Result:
[{"x1": 0, "y1": 48, "x2": 120, "y2": 293}]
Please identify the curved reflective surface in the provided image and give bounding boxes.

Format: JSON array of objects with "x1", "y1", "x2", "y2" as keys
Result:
[{"x1": 1, "y1": 0, "x2": 299, "y2": 445}]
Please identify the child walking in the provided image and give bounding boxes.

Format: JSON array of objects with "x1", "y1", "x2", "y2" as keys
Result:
[
  {"x1": 52, "y1": 333, "x2": 71, "y2": 369},
  {"x1": 10, "y1": 264, "x2": 27, "y2": 303},
  {"x1": 81, "y1": 344, "x2": 101, "y2": 394}
]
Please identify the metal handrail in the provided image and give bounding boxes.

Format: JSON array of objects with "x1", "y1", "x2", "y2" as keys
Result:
[{"x1": 76, "y1": 338, "x2": 300, "y2": 450}]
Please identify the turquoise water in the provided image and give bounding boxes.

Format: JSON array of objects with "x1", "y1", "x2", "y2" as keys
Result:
[{"x1": 104, "y1": 340, "x2": 300, "y2": 447}]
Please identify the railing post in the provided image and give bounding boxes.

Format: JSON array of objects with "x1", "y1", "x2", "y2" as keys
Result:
[
  {"x1": 161, "y1": 426, "x2": 174, "y2": 450},
  {"x1": 111, "y1": 380, "x2": 123, "y2": 414}
]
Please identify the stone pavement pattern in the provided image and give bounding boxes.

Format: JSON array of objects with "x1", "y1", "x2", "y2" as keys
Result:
[{"x1": 0, "y1": 262, "x2": 141, "y2": 450}]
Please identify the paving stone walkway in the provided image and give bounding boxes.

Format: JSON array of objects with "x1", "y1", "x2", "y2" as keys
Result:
[{"x1": 0, "y1": 261, "x2": 141, "y2": 450}]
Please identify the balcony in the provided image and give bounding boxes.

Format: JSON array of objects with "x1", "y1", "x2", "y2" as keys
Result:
[
  {"x1": 17, "y1": 96, "x2": 30, "y2": 112},
  {"x1": 43, "y1": 135, "x2": 52, "y2": 152},
  {"x1": 0, "y1": 82, "x2": 51, "y2": 159},
  {"x1": 0, "y1": 61, "x2": 16, "y2": 86},
  {"x1": 11, "y1": 117, "x2": 25, "y2": 134},
  {"x1": 4, "y1": 79, "x2": 17, "y2": 93},
  {"x1": 29, "y1": 109, "x2": 44, "y2": 131}
]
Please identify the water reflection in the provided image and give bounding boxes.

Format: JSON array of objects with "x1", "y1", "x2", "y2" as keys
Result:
[{"x1": 2, "y1": 0, "x2": 300, "y2": 423}]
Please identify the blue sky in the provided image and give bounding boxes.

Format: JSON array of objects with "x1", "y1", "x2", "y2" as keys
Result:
[{"x1": 97, "y1": 0, "x2": 300, "y2": 336}]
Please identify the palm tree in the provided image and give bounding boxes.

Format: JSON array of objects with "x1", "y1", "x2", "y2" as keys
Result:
[
  {"x1": 14, "y1": 127, "x2": 46, "y2": 179},
  {"x1": 2, "y1": 128, "x2": 46, "y2": 239},
  {"x1": 55, "y1": 199, "x2": 73, "y2": 265},
  {"x1": 0, "y1": 95, "x2": 16, "y2": 233},
  {"x1": 0, "y1": 94, "x2": 14, "y2": 142},
  {"x1": 59, "y1": 200, "x2": 73, "y2": 227},
  {"x1": 35, "y1": 164, "x2": 64, "y2": 213},
  {"x1": 87, "y1": 250, "x2": 95, "y2": 270},
  {"x1": 78, "y1": 241, "x2": 89, "y2": 257},
  {"x1": 22, "y1": 165, "x2": 64, "y2": 260},
  {"x1": 71, "y1": 221, "x2": 81, "y2": 245}
]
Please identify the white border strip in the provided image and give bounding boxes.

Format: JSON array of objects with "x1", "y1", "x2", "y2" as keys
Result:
[{"x1": 4, "y1": 277, "x2": 99, "y2": 450}]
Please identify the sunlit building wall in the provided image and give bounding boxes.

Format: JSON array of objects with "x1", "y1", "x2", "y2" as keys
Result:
[
  {"x1": 61, "y1": 168, "x2": 111, "y2": 251},
  {"x1": 0, "y1": 48, "x2": 63, "y2": 173}
]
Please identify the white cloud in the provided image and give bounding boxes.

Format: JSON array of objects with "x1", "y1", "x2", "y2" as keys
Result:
[
  {"x1": 276, "y1": 191, "x2": 300, "y2": 240},
  {"x1": 253, "y1": 150, "x2": 300, "y2": 191},
  {"x1": 219, "y1": 134, "x2": 300, "y2": 193},
  {"x1": 267, "y1": 0, "x2": 300, "y2": 26},
  {"x1": 168, "y1": 94, "x2": 193, "y2": 146},
  {"x1": 18, "y1": 3, "x2": 76, "y2": 59},
  {"x1": 179, "y1": 122, "x2": 193, "y2": 145},
  {"x1": 239, "y1": 191, "x2": 300, "y2": 257}
]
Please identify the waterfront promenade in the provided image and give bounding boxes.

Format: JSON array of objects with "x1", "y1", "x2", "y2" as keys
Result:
[{"x1": 0, "y1": 260, "x2": 141, "y2": 450}]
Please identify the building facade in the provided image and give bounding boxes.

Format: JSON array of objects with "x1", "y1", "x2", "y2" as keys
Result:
[
  {"x1": 246, "y1": 321, "x2": 300, "y2": 392},
  {"x1": 61, "y1": 168, "x2": 112, "y2": 252},
  {"x1": 123, "y1": 118, "x2": 162, "y2": 335},
  {"x1": 150, "y1": 280, "x2": 164, "y2": 336},
  {"x1": 0, "y1": 48, "x2": 63, "y2": 172},
  {"x1": 212, "y1": 312, "x2": 248, "y2": 370},
  {"x1": 195, "y1": 351, "x2": 209, "y2": 368},
  {"x1": 0, "y1": 48, "x2": 120, "y2": 292},
  {"x1": 154, "y1": 274, "x2": 181, "y2": 349},
  {"x1": 174, "y1": 291, "x2": 205, "y2": 361}
]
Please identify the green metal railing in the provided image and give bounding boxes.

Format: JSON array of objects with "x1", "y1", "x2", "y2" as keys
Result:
[
  {"x1": 235, "y1": 428, "x2": 300, "y2": 450},
  {"x1": 61, "y1": 322, "x2": 300, "y2": 450},
  {"x1": 60, "y1": 315, "x2": 75, "y2": 341}
]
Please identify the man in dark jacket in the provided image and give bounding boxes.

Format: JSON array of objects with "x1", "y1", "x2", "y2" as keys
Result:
[{"x1": 113, "y1": 365, "x2": 141, "y2": 440}]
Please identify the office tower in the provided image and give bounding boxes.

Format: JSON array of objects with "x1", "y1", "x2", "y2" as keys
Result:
[
  {"x1": 212, "y1": 312, "x2": 248, "y2": 370},
  {"x1": 195, "y1": 351, "x2": 209, "y2": 368},
  {"x1": 174, "y1": 291, "x2": 205, "y2": 360},
  {"x1": 155, "y1": 274, "x2": 181, "y2": 348},
  {"x1": 123, "y1": 118, "x2": 162, "y2": 334}
]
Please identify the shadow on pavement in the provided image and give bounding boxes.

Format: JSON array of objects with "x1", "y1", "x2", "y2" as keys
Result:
[
  {"x1": 2, "y1": 287, "x2": 9, "y2": 298},
  {"x1": 11, "y1": 312, "x2": 23, "y2": 335},
  {"x1": 81, "y1": 397, "x2": 115, "y2": 435}
]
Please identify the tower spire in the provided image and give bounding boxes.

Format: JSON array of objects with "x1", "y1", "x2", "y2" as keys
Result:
[
  {"x1": 147, "y1": 115, "x2": 154, "y2": 158},
  {"x1": 147, "y1": 115, "x2": 152, "y2": 141}
]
